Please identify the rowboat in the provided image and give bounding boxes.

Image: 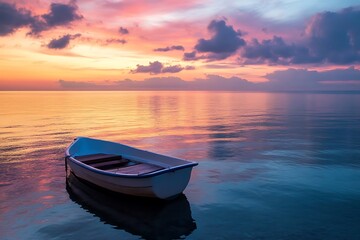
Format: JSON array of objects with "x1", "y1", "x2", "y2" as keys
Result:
[{"x1": 65, "y1": 137, "x2": 198, "y2": 199}]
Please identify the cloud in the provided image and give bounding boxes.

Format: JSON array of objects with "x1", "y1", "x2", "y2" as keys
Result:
[
  {"x1": 266, "y1": 66, "x2": 360, "y2": 82},
  {"x1": 305, "y1": 7, "x2": 360, "y2": 64},
  {"x1": 318, "y1": 66, "x2": 360, "y2": 81},
  {"x1": 154, "y1": 45, "x2": 185, "y2": 52},
  {"x1": 58, "y1": 66, "x2": 360, "y2": 91},
  {"x1": 0, "y1": 1, "x2": 83, "y2": 36},
  {"x1": 58, "y1": 77, "x2": 189, "y2": 90},
  {"x1": 30, "y1": 2, "x2": 83, "y2": 35},
  {"x1": 0, "y1": 2, "x2": 34, "y2": 36},
  {"x1": 127, "y1": 77, "x2": 188, "y2": 90},
  {"x1": 263, "y1": 69, "x2": 322, "y2": 90},
  {"x1": 192, "y1": 75, "x2": 255, "y2": 90},
  {"x1": 58, "y1": 75, "x2": 254, "y2": 90},
  {"x1": 28, "y1": 18, "x2": 48, "y2": 36},
  {"x1": 195, "y1": 20, "x2": 245, "y2": 53},
  {"x1": 42, "y1": 2, "x2": 83, "y2": 27},
  {"x1": 241, "y1": 36, "x2": 309, "y2": 65},
  {"x1": 58, "y1": 79, "x2": 97, "y2": 89},
  {"x1": 124, "y1": 75, "x2": 252, "y2": 90},
  {"x1": 47, "y1": 34, "x2": 81, "y2": 49},
  {"x1": 185, "y1": 65, "x2": 195, "y2": 70},
  {"x1": 204, "y1": 52, "x2": 236, "y2": 61},
  {"x1": 130, "y1": 61, "x2": 193, "y2": 74},
  {"x1": 118, "y1": 27, "x2": 129, "y2": 35},
  {"x1": 161, "y1": 65, "x2": 184, "y2": 73},
  {"x1": 105, "y1": 38, "x2": 127, "y2": 44},
  {"x1": 183, "y1": 51, "x2": 198, "y2": 61},
  {"x1": 262, "y1": 66, "x2": 360, "y2": 91},
  {"x1": 131, "y1": 61, "x2": 163, "y2": 74},
  {"x1": 190, "y1": 19, "x2": 246, "y2": 60},
  {"x1": 204, "y1": 64, "x2": 237, "y2": 69},
  {"x1": 181, "y1": 8, "x2": 360, "y2": 65},
  {"x1": 240, "y1": 7, "x2": 360, "y2": 65},
  {"x1": 183, "y1": 51, "x2": 232, "y2": 61},
  {"x1": 183, "y1": 20, "x2": 245, "y2": 61}
]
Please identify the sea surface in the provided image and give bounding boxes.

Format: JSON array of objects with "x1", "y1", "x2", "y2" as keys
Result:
[{"x1": 1, "y1": 91, "x2": 360, "y2": 240}]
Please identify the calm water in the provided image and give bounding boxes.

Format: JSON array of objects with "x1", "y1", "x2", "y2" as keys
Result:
[{"x1": 1, "y1": 91, "x2": 360, "y2": 240}]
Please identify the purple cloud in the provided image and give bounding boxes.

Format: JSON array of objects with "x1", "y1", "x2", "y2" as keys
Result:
[
  {"x1": 30, "y1": 2, "x2": 83, "y2": 35},
  {"x1": 193, "y1": 20, "x2": 245, "y2": 60},
  {"x1": 241, "y1": 36, "x2": 311, "y2": 65},
  {"x1": 195, "y1": 20, "x2": 245, "y2": 53},
  {"x1": 42, "y1": 2, "x2": 82, "y2": 27},
  {"x1": 130, "y1": 61, "x2": 194, "y2": 74},
  {"x1": 259, "y1": 66, "x2": 360, "y2": 91},
  {"x1": 0, "y1": 1, "x2": 83, "y2": 36},
  {"x1": 192, "y1": 75, "x2": 254, "y2": 90},
  {"x1": 119, "y1": 27, "x2": 129, "y2": 35},
  {"x1": 181, "y1": 8, "x2": 360, "y2": 65},
  {"x1": 58, "y1": 79, "x2": 97, "y2": 89},
  {"x1": 131, "y1": 61, "x2": 163, "y2": 74},
  {"x1": 183, "y1": 20, "x2": 245, "y2": 61},
  {"x1": 183, "y1": 51, "x2": 198, "y2": 61},
  {"x1": 185, "y1": 65, "x2": 195, "y2": 70},
  {"x1": 135, "y1": 77, "x2": 188, "y2": 90},
  {"x1": 266, "y1": 66, "x2": 360, "y2": 82},
  {"x1": 154, "y1": 45, "x2": 185, "y2": 52},
  {"x1": 305, "y1": 7, "x2": 360, "y2": 64},
  {"x1": 240, "y1": 37, "x2": 319, "y2": 65},
  {"x1": 59, "y1": 66, "x2": 360, "y2": 91},
  {"x1": 240, "y1": 7, "x2": 360, "y2": 65},
  {"x1": 170, "y1": 45, "x2": 185, "y2": 51},
  {"x1": 0, "y1": 2, "x2": 34, "y2": 36},
  {"x1": 183, "y1": 51, "x2": 232, "y2": 61},
  {"x1": 59, "y1": 75, "x2": 253, "y2": 90},
  {"x1": 162, "y1": 65, "x2": 183, "y2": 73},
  {"x1": 105, "y1": 38, "x2": 127, "y2": 44},
  {"x1": 47, "y1": 34, "x2": 81, "y2": 49}
]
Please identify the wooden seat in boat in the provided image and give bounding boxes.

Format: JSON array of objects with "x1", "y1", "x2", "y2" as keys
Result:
[
  {"x1": 111, "y1": 163, "x2": 164, "y2": 175},
  {"x1": 74, "y1": 153, "x2": 123, "y2": 163},
  {"x1": 74, "y1": 153, "x2": 163, "y2": 174},
  {"x1": 74, "y1": 153, "x2": 129, "y2": 170}
]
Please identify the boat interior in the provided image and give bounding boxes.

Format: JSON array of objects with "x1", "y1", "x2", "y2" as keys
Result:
[{"x1": 73, "y1": 153, "x2": 164, "y2": 175}]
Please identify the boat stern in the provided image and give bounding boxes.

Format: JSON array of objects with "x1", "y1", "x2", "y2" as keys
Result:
[{"x1": 151, "y1": 167, "x2": 194, "y2": 199}]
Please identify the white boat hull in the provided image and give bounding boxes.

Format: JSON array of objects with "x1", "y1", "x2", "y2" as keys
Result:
[{"x1": 65, "y1": 137, "x2": 197, "y2": 199}]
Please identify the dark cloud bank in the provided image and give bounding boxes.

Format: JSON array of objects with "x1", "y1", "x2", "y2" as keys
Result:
[
  {"x1": 184, "y1": 8, "x2": 360, "y2": 64},
  {"x1": 59, "y1": 67, "x2": 360, "y2": 91},
  {"x1": 0, "y1": 1, "x2": 82, "y2": 36},
  {"x1": 241, "y1": 7, "x2": 360, "y2": 65}
]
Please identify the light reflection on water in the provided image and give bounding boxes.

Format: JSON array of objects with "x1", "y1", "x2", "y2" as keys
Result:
[{"x1": 1, "y1": 91, "x2": 360, "y2": 240}]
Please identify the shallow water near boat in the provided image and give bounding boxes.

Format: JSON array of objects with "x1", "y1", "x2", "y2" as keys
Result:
[{"x1": 1, "y1": 91, "x2": 360, "y2": 239}]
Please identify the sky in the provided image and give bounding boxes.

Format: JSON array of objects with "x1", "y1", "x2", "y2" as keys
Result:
[{"x1": 1, "y1": 0, "x2": 360, "y2": 91}]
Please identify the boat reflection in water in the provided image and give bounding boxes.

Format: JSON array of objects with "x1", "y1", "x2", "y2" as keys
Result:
[{"x1": 66, "y1": 173, "x2": 197, "y2": 239}]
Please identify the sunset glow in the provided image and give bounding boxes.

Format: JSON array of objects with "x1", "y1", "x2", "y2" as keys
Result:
[{"x1": 1, "y1": 0, "x2": 360, "y2": 90}]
